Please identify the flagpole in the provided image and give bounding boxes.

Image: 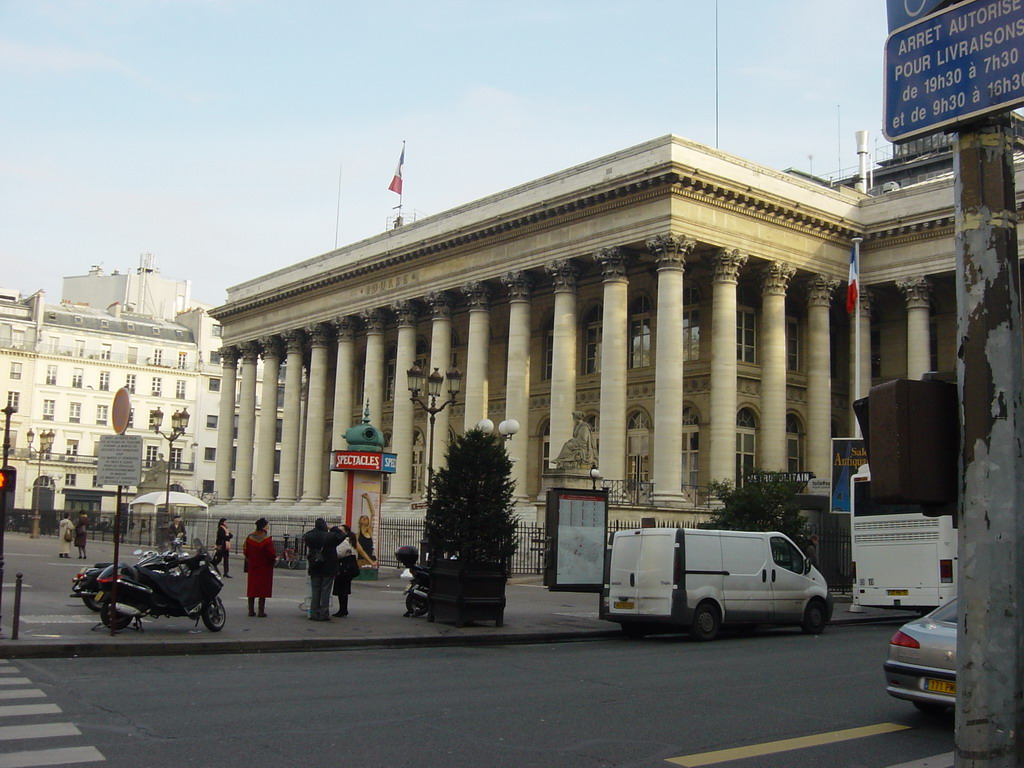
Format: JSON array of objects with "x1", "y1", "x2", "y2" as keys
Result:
[{"x1": 852, "y1": 236, "x2": 863, "y2": 438}]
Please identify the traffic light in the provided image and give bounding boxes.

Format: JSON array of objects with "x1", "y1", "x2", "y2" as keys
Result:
[{"x1": 0, "y1": 466, "x2": 15, "y2": 495}]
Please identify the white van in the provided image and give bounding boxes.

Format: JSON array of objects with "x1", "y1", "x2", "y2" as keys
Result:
[{"x1": 601, "y1": 527, "x2": 832, "y2": 641}]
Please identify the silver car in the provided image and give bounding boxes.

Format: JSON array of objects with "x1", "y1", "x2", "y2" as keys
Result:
[{"x1": 884, "y1": 598, "x2": 957, "y2": 713}]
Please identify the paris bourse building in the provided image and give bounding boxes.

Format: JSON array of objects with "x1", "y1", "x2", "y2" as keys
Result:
[{"x1": 210, "y1": 133, "x2": 1013, "y2": 521}]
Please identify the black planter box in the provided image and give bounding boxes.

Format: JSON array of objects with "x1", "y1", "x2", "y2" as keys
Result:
[{"x1": 427, "y1": 559, "x2": 507, "y2": 627}]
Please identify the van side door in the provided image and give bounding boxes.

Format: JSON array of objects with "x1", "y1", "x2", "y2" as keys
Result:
[
  {"x1": 720, "y1": 533, "x2": 770, "y2": 622},
  {"x1": 769, "y1": 535, "x2": 810, "y2": 621}
]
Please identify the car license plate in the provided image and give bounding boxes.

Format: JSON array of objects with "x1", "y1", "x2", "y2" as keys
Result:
[
  {"x1": 925, "y1": 678, "x2": 956, "y2": 695},
  {"x1": 613, "y1": 600, "x2": 635, "y2": 610},
  {"x1": 887, "y1": 589, "x2": 909, "y2": 596}
]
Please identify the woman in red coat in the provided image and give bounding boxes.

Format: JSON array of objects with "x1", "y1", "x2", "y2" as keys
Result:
[{"x1": 243, "y1": 518, "x2": 275, "y2": 617}]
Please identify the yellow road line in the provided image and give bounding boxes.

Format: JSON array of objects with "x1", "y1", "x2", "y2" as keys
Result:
[{"x1": 666, "y1": 722, "x2": 911, "y2": 766}]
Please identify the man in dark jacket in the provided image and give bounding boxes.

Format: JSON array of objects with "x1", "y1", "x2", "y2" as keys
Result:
[{"x1": 303, "y1": 518, "x2": 344, "y2": 621}]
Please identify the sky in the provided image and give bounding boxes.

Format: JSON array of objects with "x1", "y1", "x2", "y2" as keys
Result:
[{"x1": 1, "y1": 1, "x2": 890, "y2": 308}]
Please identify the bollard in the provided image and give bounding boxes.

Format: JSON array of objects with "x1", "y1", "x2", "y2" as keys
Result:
[{"x1": 11, "y1": 573, "x2": 22, "y2": 640}]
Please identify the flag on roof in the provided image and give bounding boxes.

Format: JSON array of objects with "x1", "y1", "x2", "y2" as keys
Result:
[
  {"x1": 388, "y1": 143, "x2": 405, "y2": 195},
  {"x1": 846, "y1": 244, "x2": 859, "y2": 314}
]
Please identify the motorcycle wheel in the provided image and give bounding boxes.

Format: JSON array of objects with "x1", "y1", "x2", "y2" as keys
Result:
[
  {"x1": 99, "y1": 600, "x2": 132, "y2": 631},
  {"x1": 405, "y1": 592, "x2": 428, "y2": 618},
  {"x1": 201, "y1": 596, "x2": 226, "y2": 632},
  {"x1": 81, "y1": 595, "x2": 102, "y2": 612}
]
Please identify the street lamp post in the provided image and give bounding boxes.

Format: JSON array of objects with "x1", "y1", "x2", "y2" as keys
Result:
[
  {"x1": 149, "y1": 406, "x2": 190, "y2": 543},
  {"x1": 407, "y1": 365, "x2": 462, "y2": 507},
  {"x1": 25, "y1": 428, "x2": 55, "y2": 539}
]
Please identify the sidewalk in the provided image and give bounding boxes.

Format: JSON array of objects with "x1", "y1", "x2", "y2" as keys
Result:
[{"x1": 0, "y1": 533, "x2": 914, "y2": 659}]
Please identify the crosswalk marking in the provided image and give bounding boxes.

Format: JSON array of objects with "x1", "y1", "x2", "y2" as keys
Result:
[
  {"x1": 0, "y1": 682, "x2": 31, "y2": 688},
  {"x1": 0, "y1": 746, "x2": 105, "y2": 767},
  {"x1": 0, "y1": 706, "x2": 61, "y2": 719},
  {"x1": 0, "y1": 724, "x2": 80, "y2": 741},
  {"x1": 0, "y1": 693, "x2": 43, "y2": 702}
]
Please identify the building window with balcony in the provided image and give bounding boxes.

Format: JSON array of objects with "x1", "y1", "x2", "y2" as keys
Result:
[
  {"x1": 66, "y1": 439, "x2": 79, "y2": 456},
  {"x1": 99, "y1": 371, "x2": 110, "y2": 391},
  {"x1": 69, "y1": 402, "x2": 81, "y2": 423},
  {"x1": 145, "y1": 445, "x2": 159, "y2": 465},
  {"x1": 175, "y1": 380, "x2": 186, "y2": 399},
  {"x1": 735, "y1": 407, "x2": 758, "y2": 482},
  {"x1": 72, "y1": 368, "x2": 84, "y2": 388},
  {"x1": 151, "y1": 377, "x2": 162, "y2": 397},
  {"x1": 153, "y1": 349, "x2": 163, "y2": 365},
  {"x1": 96, "y1": 404, "x2": 109, "y2": 425},
  {"x1": 127, "y1": 346, "x2": 139, "y2": 364},
  {"x1": 125, "y1": 374, "x2": 136, "y2": 394},
  {"x1": 6, "y1": 392, "x2": 19, "y2": 410},
  {"x1": 101, "y1": 343, "x2": 112, "y2": 361},
  {"x1": 682, "y1": 406, "x2": 700, "y2": 488},
  {"x1": 46, "y1": 365, "x2": 57, "y2": 386},
  {"x1": 170, "y1": 446, "x2": 183, "y2": 469},
  {"x1": 9, "y1": 362, "x2": 21, "y2": 380},
  {"x1": 177, "y1": 352, "x2": 188, "y2": 370},
  {"x1": 786, "y1": 414, "x2": 803, "y2": 473},
  {"x1": 42, "y1": 400, "x2": 55, "y2": 420},
  {"x1": 627, "y1": 411, "x2": 651, "y2": 483},
  {"x1": 629, "y1": 295, "x2": 652, "y2": 369}
]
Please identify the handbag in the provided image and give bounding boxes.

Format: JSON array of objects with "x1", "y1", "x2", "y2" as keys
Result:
[
  {"x1": 63, "y1": 526, "x2": 73, "y2": 542},
  {"x1": 341, "y1": 554, "x2": 360, "y2": 579}
]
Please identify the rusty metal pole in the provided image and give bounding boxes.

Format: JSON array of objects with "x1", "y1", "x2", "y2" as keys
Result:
[
  {"x1": 11, "y1": 573, "x2": 22, "y2": 640},
  {"x1": 953, "y1": 118, "x2": 1024, "y2": 767}
]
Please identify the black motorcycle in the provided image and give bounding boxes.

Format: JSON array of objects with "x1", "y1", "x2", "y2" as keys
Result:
[
  {"x1": 95, "y1": 539, "x2": 226, "y2": 632},
  {"x1": 396, "y1": 546, "x2": 430, "y2": 618},
  {"x1": 72, "y1": 542, "x2": 191, "y2": 612}
]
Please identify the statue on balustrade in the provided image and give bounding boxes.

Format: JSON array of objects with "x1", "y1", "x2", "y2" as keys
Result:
[{"x1": 553, "y1": 411, "x2": 598, "y2": 470}]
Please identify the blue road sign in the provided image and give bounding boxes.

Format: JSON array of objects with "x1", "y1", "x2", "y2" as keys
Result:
[
  {"x1": 887, "y1": 0, "x2": 957, "y2": 33},
  {"x1": 884, "y1": 0, "x2": 1024, "y2": 142}
]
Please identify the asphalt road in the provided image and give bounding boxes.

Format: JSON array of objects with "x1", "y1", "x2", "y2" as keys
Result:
[{"x1": 1, "y1": 623, "x2": 953, "y2": 768}]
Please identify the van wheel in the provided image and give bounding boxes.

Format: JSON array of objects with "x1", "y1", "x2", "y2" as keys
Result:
[
  {"x1": 621, "y1": 624, "x2": 648, "y2": 640},
  {"x1": 801, "y1": 598, "x2": 828, "y2": 635},
  {"x1": 690, "y1": 602, "x2": 720, "y2": 642}
]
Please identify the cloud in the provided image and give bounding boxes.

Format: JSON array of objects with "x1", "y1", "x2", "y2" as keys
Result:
[{"x1": 0, "y1": 40, "x2": 131, "y2": 75}]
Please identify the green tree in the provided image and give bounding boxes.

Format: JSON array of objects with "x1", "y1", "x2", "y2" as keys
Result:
[
  {"x1": 424, "y1": 428, "x2": 518, "y2": 563},
  {"x1": 702, "y1": 469, "x2": 810, "y2": 543}
]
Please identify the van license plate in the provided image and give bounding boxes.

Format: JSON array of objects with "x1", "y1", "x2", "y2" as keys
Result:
[
  {"x1": 925, "y1": 678, "x2": 956, "y2": 695},
  {"x1": 613, "y1": 601, "x2": 635, "y2": 610},
  {"x1": 887, "y1": 589, "x2": 909, "y2": 596}
]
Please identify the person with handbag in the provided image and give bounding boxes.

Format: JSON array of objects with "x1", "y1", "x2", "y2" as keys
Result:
[
  {"x1": 212, "y1": 518, "x2": 233, "y2": 577},
  {"x1": 58, "y1": 512, "x2": 74, "y2": 559},
  {"x1": 333, "y1": 527, "x2": 360, "y2": 617},
  {"x1": 302, "y1": 518, "x2": 344, "y2": 621}
]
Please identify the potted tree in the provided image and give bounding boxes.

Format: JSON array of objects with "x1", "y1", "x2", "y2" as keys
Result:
[{"x1": 423, "y1": 428, "x2": 518, "y2": 627}]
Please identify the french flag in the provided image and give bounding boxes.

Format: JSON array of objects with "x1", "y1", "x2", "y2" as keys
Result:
[
  {"x1": 846, "y1": 244, "x2": 859, "y2": 314},
  {"x1": 388, "y1": 144, "x2": 405, "y2": 195}
]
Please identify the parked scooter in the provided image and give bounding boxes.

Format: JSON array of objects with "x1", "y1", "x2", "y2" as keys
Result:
[
  {"x1": 95, "y1": 538, "x2": 226, "y2": 632},
  {"x1": 396, "y1": 545, "x2": 430, "y2": 618},
  {"x1": 71, "y1": 541, "x2": 191, "y2": 612}
]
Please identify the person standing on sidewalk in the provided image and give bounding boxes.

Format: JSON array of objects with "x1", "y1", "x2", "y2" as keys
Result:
[
  {"x1": 243, "y1": 518, "x2": 275, "y2": 617},
  {"x1": 74, "y1": 512, "x2": 89, "y2": 559},
  {"x1": 58, "y1": 512, "x2": 73, "y2": 559},
  {"x1": 302, "y1": 518, "x2": 344, "y2": 621},
  {"x1": 333, "y1": 528, "x2": 358, "y2": 617},
  {"x1": 212, "y1": 518, "x2": 233, "y2": 577}
]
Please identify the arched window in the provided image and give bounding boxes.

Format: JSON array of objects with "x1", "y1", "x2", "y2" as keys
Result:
[
  {"x1": 538, "y1": 420, "x2": 551, "y2": 475},
  {"x1": 450, "y1": 330, "x2": 460, "y2": 370},
  {"x1": 629, "y1": 296, "x2": 652, "y2": 369},
  {"x1": 786, "y1": 414, "x2": 803, "y2": 473},
  {"x1": 411, "y1": 429, "x2": 425, "y2": 496},
  {"x1": 584, "y1": 304, "x2": 603, "y2": 374},
  {"x1": 735, "y1": 407, "x2": 758, "y2": 482},
  {"x1": 683, "y1": 286, "x2": 701, "y2": 362},
  {"x1": 682, "y1": 406, "x2": 700, "y2": 488},
  {"x1": 627, "y1": 411, "x2": 651, "y2": 483}
]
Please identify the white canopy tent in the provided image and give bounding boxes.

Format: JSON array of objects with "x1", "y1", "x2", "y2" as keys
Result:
[{"x1": 128, "y1": 492, "x2": 210, "y2": 547}]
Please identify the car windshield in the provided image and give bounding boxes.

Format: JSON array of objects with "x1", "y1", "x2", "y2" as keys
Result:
[{"x1": 929, "y1": 599, "x2": 958, "y2": 624}]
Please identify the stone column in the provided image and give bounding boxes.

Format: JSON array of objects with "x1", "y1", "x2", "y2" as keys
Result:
[
  {"x1": 806, "y1": 276, "x2": 839, "y2": 481},
  {"x1": 759, "y1": 260, "x2": 796, "y2": 471},
  {"x1": 388, "y1": 301, "x2": 417, "y2": 505},
  {"x1": 897, "y1": 276, "x2": 933, "y2": 381},
  {"x1": 593, "y1": 248, "x2": 629, "y2": 483},
  {"x1": 462, "y1": 282, "x2": 491, "y2": 430},
  {"x1": 546, "y1": 260, "x2": 579, "y2": 457},
  {"x1": 848, "y1": 289, "x2": 873, "y2": 433},
  {"x1": 425, "y1": 291, "x2": 454, "y2": 476},
  {"x1": 328, "y1": 318, "x2": 356, "y2": 501},
  {"x1": 254, "y1": 336, "x2": 282, "y2": 501},
  {"x1": 361, "y1": 309, "x2": 386, "y2": 427},
  {"x1": 214, "y1": 346, "x2": 239, "y2": 501},
  {"x1": 233, "y1": 341, "x2": 260, "y2": 502},
  {"x1": 649, "y1": 235, "x2": 695, "y2": 506},
  {"x1": 278, "y1": 329, "x2": 305, "y2": 502},
  {"x1": 301, "y1": 323, "x2": 330, "y2": 502},
  {"x1": 709, "y1": 248, "x2": 748, "y2": 483},
  {"x1": 501, "y1": 271, "x2": 532, "y2": 500}
]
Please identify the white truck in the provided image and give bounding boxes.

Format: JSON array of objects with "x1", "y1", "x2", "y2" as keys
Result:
[{"x1": 601, "y1": 527, "x2": 832, "y2": 641}]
